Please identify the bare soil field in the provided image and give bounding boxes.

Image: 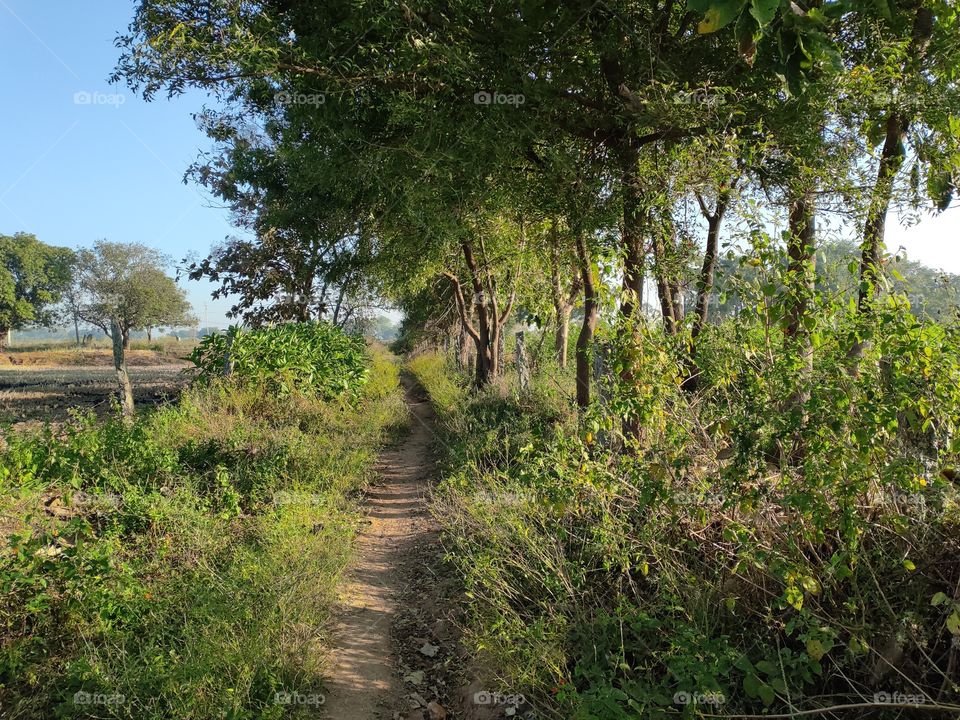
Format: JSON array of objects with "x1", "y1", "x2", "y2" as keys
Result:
[{"x1": 0, "y1": 350, "x2": 191, "y2": 425}]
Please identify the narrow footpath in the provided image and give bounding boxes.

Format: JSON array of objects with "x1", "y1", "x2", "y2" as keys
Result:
[{"x1": 321, "y1": 377, "x2": 452, "y2": 720}]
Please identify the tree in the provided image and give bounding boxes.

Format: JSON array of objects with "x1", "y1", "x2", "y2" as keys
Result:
[
  {"x1": 0, "y1": 233, "x2": 74, "y2": 349},
  {"x1": 842, "y1": 0, "x2": 959, "y2": 363},
  {"x1": 76, "y1": 241, "x2": 195, "y2": 348}
]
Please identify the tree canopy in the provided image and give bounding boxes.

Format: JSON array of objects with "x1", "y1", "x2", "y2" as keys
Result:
[
  {"x1": 0, "y1": 232, "x2": 74, "y2": 345},
  {"x1": 74, "y1": 240, "x2": 196, "y2": 346}
]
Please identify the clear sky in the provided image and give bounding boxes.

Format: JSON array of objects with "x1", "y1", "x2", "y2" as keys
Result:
[
  {"x1": 1, "y1": 1, "x2": 957, "y2": 331},
  {"x1": 0, "y1": 0, "x2": 243, "y2": 328}
]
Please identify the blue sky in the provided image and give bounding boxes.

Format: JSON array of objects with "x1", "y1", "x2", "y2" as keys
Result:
[
  {"x1": 1, "y1": 1, "x2": 958, "y2": 332},
  {"x1": 0, "y1": 0, "x2": 242, "y2": 327}
]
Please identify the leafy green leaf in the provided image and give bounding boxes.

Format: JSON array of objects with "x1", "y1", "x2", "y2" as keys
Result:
[
  {"x1": 749, "y1": 0, "x2": 780, "y2": 26},
  {"x1": 697, "y1": 0, "x2": 748, "y2": 33}
]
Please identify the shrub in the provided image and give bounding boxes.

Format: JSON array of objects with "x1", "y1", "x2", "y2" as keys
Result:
[
  {"x1": 189, "y1": 322, "x2": 369, "y2": 399},
  {"x1": 418, "y1": 305, "x2": 960, "y2": 720}
]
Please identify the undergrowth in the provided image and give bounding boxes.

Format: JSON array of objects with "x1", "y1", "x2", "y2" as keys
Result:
[
  {"x1": 409, "y1": 303, "x2": 960, "y2": 720},
  {"x1": 0, "y1": 346, "x2": 406, "y2": 719}
]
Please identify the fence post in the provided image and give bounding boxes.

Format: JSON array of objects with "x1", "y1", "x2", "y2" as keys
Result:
[{"x1": 515, "y1": 330, "x2": 531, "y2": 393}]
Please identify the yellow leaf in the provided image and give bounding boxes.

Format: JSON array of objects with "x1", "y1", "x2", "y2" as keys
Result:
[
  {"x1": 848, "y1": 636, "x2": 869, "y2": 656},
  {"x1": 698, "y1": 8, "x2": 723, "y2": 33},
  {"x1": 806, "y1": 639, "x2": 826, "y2": 661}
]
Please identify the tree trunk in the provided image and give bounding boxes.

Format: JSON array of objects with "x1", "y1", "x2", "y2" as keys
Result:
[
  {"x1": 652, "y1": 213, "x2": 681, "y2": 335},
  {"x1": 515, "y1": 330, "x2": 531, "y2": 392},
  {"x1": 447, "y1": 234, "x2": 522, "y2": 389},
  {"x1": 111, "y1": 318, "x2": 135, "y2": 420},
  {"x1": 449, "y1": 240, "x2": 498, "y2": 388},
  {"x1": 0, "y1": 327, "x2": 8, "y2": 351},
  {"x1": 857, "y1": 111, "x2": 904, "y2": 305},
  {"x1": 146, "y1": 327, "x2": 153, "y2": 342},
  {"x1": 618, "y1": 145, "x2": 649, "y2": 440},
  {"x1": 575, "y1": 234, "x2": 598, "y2": 410},
  {"x1": 849, "y1": 6, "x2": 934, "y2": 367},
  {"x1": 619, "y1": 147, "x2": 645, "y2": 321},
  {"x1": 683, "y1": 186, "x2": 733, "y2": 392},
  {"x1": 496, "y1": 328, "x2": 506, "y2": 378},
  {"x1": 785, "y1": 190, "x2": 817, "y2": 411},
  {"x1": 122, "y1": 328, "x2": 131, "y2": 350}
]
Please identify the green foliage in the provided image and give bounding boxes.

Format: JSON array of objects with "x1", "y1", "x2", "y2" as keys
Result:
[
  {"x1": 74, "y1": 240, "x2": 195, "y2": 339},
  {"x1": 416, "y1": 308, "x2": 960, "y2": 718},
  {"x1": 406, "y1": 353, "x2": 467, "y2": 419},
  {"x1": 0, "y1": 232, "x2": 74, "y2": 334},
  {"x1": 0, "y1": 347, "x2": 406, "y2": 719},
  {"x1": 190, "y1": 321, "x2": 369, "y2": 399}
]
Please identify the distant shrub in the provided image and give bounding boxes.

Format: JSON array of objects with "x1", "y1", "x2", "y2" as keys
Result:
[{"x1": 189, "y1": 322, "x2": 368, "y2": 398}]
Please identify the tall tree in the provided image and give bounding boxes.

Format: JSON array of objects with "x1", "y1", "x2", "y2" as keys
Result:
[
  {"x1": 76, "y1": 241, "x2": 195, "y2": 348},
  {"x1": 0, "y1": 233, "x2": 74, "y2": 349},
  {"x1": 844, "y1": 0, "x2": 958, "y2": 363}
]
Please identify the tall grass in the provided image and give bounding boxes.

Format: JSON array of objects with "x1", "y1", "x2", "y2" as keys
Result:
[
  {"x1": 413, "y1": 342, "x2": 960, "y2": 720},
  {"x1": 0, "y1": 346, "x2": 406, "y2": 719}
]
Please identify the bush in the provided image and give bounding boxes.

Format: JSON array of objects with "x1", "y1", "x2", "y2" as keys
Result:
[
  {"x1": 417, "y1": 305, "x2": 960, "y2": 720},
  {"x1": 189, "y1": 322, "x2": 369, "y2": 399}
]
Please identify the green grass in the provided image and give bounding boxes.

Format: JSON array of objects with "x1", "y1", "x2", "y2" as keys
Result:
[
  {"x1": 413, "y1": 348, "x2": 960, "y2": 720},
  {"x1": 0, "y1": 346, "x2": 406, "y2": 719}
]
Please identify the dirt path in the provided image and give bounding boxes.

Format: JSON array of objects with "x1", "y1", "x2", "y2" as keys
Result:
[{"x1": 321, "y1": 376, "x2": 443, "y2": 720}]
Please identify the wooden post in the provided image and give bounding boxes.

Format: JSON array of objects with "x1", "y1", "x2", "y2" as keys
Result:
[
  {"x1": 592, "y1": 339, "x2": 615, "y2": 448},
  {"x1": 515, "y1": 330, "x2": 530, "y2": 393},
  {"x1": 496, "y1": 330, "x2": 506, "y2": 378},
  {"x1": 111, "y1": 318, "x2": 134, "y2": 420}
]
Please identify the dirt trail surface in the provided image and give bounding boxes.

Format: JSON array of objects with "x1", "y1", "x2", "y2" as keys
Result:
[
  {"x1": 322, "y1": 375, "x2": 511, "y2": 720},
  {"x1": 321, "y1": 377, "x2": 446, "y2": 720}
]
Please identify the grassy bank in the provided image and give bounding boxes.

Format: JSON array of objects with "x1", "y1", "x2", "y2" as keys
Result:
[
  {"x1": 0, "y1": 347, "x2": 406, "y2": 719},
  {"x1": 409, "y1": 347, "x2": 960, "y2": 720}
]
